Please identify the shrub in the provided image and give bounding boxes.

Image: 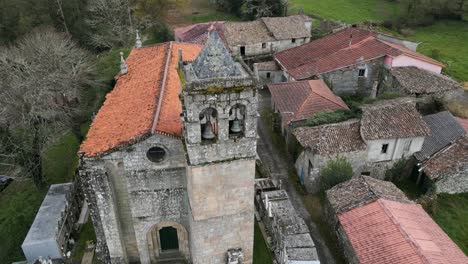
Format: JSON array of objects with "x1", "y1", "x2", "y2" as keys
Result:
[
  {"x1": 320, "y1": 156, "x2": 353, "y2": 191},
  {"x1": 306, "y1": 109, "x2": 357, "y2": 127},
  {"x1": 385, "y1": 158, "x2": 409, "y2": 181}
]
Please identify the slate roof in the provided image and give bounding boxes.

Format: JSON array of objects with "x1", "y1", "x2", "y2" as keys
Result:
[
  {"x1": 414, "y1": 111, "x2": 466, "y2": 161},
  {"x1": 261, "y1": 16, "x2": 311, "y2": 40},
  {"x1": 274, "y1": 28, "x2": 444, "y2": 80},
  {"x1": 360, "y1": 101, "x2": 431, "y2": 140},
  {"x1": 423, "y1": 136, "x2": 468, "y2": 180},
  {"x1": 174, "y1": 21, "x2": 225, "y2": 45},
  {"x1": 192, "y1": 31, "x2": 241, "y2": 79},
  {"x1": 223, "y1": 20, "x2": 275, "y2": 46},
  {"x1": 338, "y1": 199, "x2": 468, "y2": 264},
  {"x1": 23, "y1": 183, "x2": 72, "y2": 245},
  {"x1": 268, "y1": 79, "x2": 348, "y2": 125},
  {"x1": 293, "y1": 120, "x2": 366, "y2": 155},
  {"x1": 326, "y1": 176, "x2": 410, "y2": 215},
  {"x1": 390, "y1": 66, "x2": 461, "y2": 94},
  {"x1": 80, "y1": 42, "x2": 202, "y2": 157}
]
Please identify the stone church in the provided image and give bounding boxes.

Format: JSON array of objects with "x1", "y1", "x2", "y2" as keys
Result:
[{"x1": 79, "y1": 30, "x2": 258, "y2": 264}]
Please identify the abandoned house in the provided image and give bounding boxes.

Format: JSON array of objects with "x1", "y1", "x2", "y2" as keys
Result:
[
  {"x1": 293, "y1": 101, "x2": 431, "y2": 192},
  {"x1": 174, "y1": 15, "x2": 312, "y2": 60},
  {"x1": 379, "y1": 66, "x2": 461, "y2": 97},
  {"x1": 22, "y1": 183, "x2": 81, "y2": 263},
  {"x1": 78, "y1": 30, "x2": 258, "y2": 264},
  {"x1": 326, "y1": 176, "x2": 468, "y2": 264},
  {"x1": 257, "y1": 189, "x2": 320, "y2": 264},
  {"x1": 274, "y1": 28, "x2": 445, "y2": 96},
  {"x1": 268, "y1": 79, "x2": 348, "y2": 139}
]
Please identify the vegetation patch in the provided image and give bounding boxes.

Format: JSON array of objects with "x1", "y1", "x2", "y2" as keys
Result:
[
  {"x1": 320, "y1": 156, "x2": 353, "y2": 191},
  {"x1": 306, "y1": 109, "x2": 358, "y2": 127},
  {"x1": 253, "y1": 222, "x2": 273, "y2": 264}
]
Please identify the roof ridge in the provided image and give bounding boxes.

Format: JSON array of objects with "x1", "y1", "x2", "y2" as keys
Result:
[
  {"x1": 308, "y1": 80, "x2": 348, "y2": 109},
  {"x1": 376, "y1": 199, "x2": 430, "y2": 264},
  {"x1": 151, "y1": 42, "x2": 173, "y2": 133}
]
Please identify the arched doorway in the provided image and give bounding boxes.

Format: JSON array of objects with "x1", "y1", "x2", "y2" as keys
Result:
[{"x1": 147, "y1": 221, "x2": 190, "y2": 263}]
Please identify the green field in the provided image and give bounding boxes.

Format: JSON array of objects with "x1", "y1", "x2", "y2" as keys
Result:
[
  {"x1": 290, "y1": 0, "x2": 400, "y2": 23},
  {"x1": 431, "y1": 193, "x2": 468, "y2": 254}
]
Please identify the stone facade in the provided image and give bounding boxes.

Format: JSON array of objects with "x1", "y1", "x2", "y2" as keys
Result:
[
  {"x1": 320, "y1": 57, "x2": 384, "y2": 97},
  {"x1": 80, "y1": 31, "x2": 258, "y2": 264},
  {"x1": 434, "y1": 168, "x2": 468, "y2": 194}
]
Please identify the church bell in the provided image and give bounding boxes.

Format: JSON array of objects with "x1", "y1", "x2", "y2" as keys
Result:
[
  {"x1": 202, "y1": 124, "x2": 215, "y2": 140},
  {"x1": 230, "y1": 119, "x2": 242, "y2": 133}
]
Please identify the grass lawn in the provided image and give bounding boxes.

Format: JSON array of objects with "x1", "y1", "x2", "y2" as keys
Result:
[
  {"x1": 430, "y1": 193, "x2": 468, "y2": 254},
  {"x1": 289, "y1": 0, "x2": 400, "y2": 23},
  {"x1": 407, "y1": 20, "x2": 468, "y2": 82},
  {"x1": 253, "y1": 222, "x2": 273, "y2": 264}
]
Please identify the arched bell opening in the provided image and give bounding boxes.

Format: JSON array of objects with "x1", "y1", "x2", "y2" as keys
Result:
[
  {"x1": 229, "y1": 104, "x2": 246, "y2": 138},
  {"x1": 199, "y1": 107, "x2": 218, "y2": 143}
]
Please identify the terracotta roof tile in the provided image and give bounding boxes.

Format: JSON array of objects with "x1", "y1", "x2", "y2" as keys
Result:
[
  {"x1": 261, "y1": 16, "x2": 311, "y2": 40},
  {"x1": 423, "y1": 136, "x2": 468, "y2": 180},
  {"x1": 390, "y1": 67, "x2": 460, "y2": 94},
  {"x1": 174, "y1": 21, "x2": 226, "y2": 45},
  {"x1": 268, "y1": 79, "x2": 348, "y2": 126},
  {"x1": 223, "y1": 20, "x2": 275, "y2": 46},
  {"x1": 455, "y1": 117, "x2": 468, "y2": 133},
  {"x1": 326, "y1": 176, "x2": 410, "y2": 215},
  {"x1": 275, "y1": 28, "x2": 443, "y2": 80},
  {"x1": 79, "y1": 42, "x2": 201, "y2": 157},
  {"x1": 293, "y1": 120, "x2": 366, "y2": 155},
  {"x1": 339, "y1": 199, "x2": 468, "y2": 264},
  {"x1": 360, "y1": 101, "x2": 431, "y2": 140}
]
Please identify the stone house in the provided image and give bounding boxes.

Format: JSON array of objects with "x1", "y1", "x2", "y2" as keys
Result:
[
  {"x1": 325, "y1": 176, "x2": 468, "y2": 264},
  {"x1": 274, "y1": 28, "x2": 445, "y2": 97},
  {"x1": 257, "y1": 189, "x2": 320, "y2": 264},
  {"x1": 174, "y1": 15, "x2": 312, "y2": 60},
  {"x1": 268, "y1": 79, "x2": 348, "y2": 141},
  {"x1": 253, "y1": 61, "x2": 284, "y2": 84},
  {"x1": 79, "y1": 31, "x2": 259, "y2": 264},
  {"x1": 22, "y1": 183, "x2": 81, "y2": 262},
  {"x1": 292, "y1": 101, "x2": 431, "y2": 193}
]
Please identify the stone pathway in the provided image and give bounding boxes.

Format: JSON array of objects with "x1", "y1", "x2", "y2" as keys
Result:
[{"x1": 256, "y1": 89, "x2": 336, "y2": 264}]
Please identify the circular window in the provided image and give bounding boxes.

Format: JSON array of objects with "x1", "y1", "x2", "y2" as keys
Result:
[{"x1": 147, "y1": 147, "x2": 166, "y2": 163}]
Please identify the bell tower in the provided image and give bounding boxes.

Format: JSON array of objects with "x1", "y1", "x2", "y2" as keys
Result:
[{"x1": 179, "y1": 30, "x2": 257, "y2": 263}]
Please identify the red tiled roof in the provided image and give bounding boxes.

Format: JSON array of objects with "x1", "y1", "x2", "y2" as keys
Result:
[
  {"x1": 339, "y1": 199, "x2": 468, "y2": 264},
  {"x1": 268, "y1": 80, "x2": 348, "y2": 126},
  {"x1": 455, "y1": 117, "x2": 468, "y2": 133},
  {"x1": 174, "y1": 21, "x2": 225, "y2": 45},
  {"x1": 274, "y1": 28, "x2": 443, "y2": 80},
  {"x1": 79, "y1": 42, "x2": 202, "y2": 157}
]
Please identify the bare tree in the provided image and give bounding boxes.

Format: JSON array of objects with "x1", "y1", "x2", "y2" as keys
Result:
[
  {"x1": 0, "y1": 28, "x2": 94, "y2": 186},
  {"x1": 85, "y1": 0, "x2": 134, "y2": 49}
]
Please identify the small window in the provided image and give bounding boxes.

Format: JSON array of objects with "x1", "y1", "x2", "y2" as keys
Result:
[
  {"x1": 404, "y1": 140, "x2": 412, "y2": 152},
  {"x1": 358, "y1": 68, "x2": 366, "y2": 77},
  {"x1": 381, "y1": 143, "x2": 389, "y2": 154},
  {"x1": 262, "y1": 43, "x2": 266, "y2": 49},
  {"x1": 266, "y1": 72, "x2": 271, "y2": 78},
  {"x1": 362, "y1": 171, "x2": 371, "y2": 176},
  {"x1": 147, "y1": 147, "x2": 166, "y2": 162},
  {"x1": 291, "y1": 38, "x2": 296, "y2": 43},
  {"x1": 240, "y1": 46, "x2": 246, "y2": 56}
]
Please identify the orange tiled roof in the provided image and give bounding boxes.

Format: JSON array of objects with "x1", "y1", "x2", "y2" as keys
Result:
[
  {"x1": 339, "y1": 199, "x2": 468, "y2": 264},
  {"x1": 79, "y1": 42, "x2": 202, "y2": 157}
]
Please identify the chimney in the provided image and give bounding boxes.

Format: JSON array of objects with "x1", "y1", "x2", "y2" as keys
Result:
[
  {"x1": 120, "y1": 52, "x2": 128, "y2": 75},
  {"x1": 135, "y1": 29, "x2": 142, "y2": 49}
]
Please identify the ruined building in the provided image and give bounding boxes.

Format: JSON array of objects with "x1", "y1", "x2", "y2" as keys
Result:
[{"x1": 79, "y1": 30, "x2": 258, "y2": 263}]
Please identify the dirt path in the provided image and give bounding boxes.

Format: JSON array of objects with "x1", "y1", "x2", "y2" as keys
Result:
[{"x1": 256, "y1": 89, "x2": 336, "y2": 264}]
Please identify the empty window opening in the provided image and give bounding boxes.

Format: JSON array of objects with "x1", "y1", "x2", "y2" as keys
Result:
[
  {"x1": 381, "y1": 143, "x2": 389, "y2": 154},
  {"x1": 262, "y1": 43, "x2": 266, "y2": 49},
  {"x1": 291, "y1": 38, "x2": 296, "y2": 43},
  {"x1": 308, "y1": 160, "x2": 313, "y2": 176},
  {"x1": 240, "y1": 46, "x2": 246, "y2": 56},
  {"x1": 266, "y1": 72, "x2": 271, "y2": 78},
  {"x1": 147, "y1": 147, "x2": 166, "y2": 162},
  {"x1": 403, "y1": 140, "x2": 412, "y2": 152},
  {"x1": 358, "y1": 68, "x2": 366, "y2": 77}
]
